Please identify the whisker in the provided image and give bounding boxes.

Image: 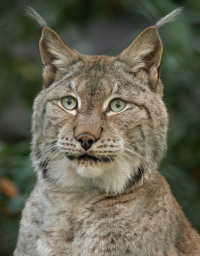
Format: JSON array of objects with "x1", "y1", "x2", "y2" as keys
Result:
[{"x1": 121, "y1": 153, "x2": 138, "y2": 169}]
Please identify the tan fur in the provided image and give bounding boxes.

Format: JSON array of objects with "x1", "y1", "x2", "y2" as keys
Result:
[{"x1": 14, "y1": 8, "x2": 200, "y2": 256}]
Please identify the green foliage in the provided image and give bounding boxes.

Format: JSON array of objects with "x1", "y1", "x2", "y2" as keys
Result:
[
  {"x1": 0, "y1": 0, "x2": 200, "y2": 255},
  {"x1": 0, "y1": 142, "x2": 35, "y2": 255}
]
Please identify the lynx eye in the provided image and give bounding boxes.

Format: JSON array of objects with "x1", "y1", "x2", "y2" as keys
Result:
[
  {"x1": 110, "y1": 98, "x2": 126, "y2": 112},
  {"x1": 61, "y1": 96, "x2": 77, "y2": 110}
]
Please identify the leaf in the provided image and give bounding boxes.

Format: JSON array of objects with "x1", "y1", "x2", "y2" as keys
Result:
[{"x1": 0, "y1": 178, "x2": 19, "y2": 198}]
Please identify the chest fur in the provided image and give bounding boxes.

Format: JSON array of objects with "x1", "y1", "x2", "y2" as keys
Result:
[{"x1": 36, "y1": 186, "x2": 176, "y2": 256}]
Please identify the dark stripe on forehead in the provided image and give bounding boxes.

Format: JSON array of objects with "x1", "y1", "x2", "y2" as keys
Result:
[{"x1": 75, "y1": 75, "x2": 114, "y2": 98}]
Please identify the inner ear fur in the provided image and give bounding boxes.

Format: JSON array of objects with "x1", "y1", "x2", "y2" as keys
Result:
[
  {"x1": 119, "y1": 26, "x2": 163, "y2": 94},
  {"x1": 39, "y1": 27, "x2": 79, "y2": 87}
]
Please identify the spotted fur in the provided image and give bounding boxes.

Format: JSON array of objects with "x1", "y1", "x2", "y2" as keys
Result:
[{"x1": 14, "y1": 8, "x2": 200, "y2": 256}]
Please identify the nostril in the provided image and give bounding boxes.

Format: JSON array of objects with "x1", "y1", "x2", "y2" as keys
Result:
[
  {"x1": 76, "y1": 133, "x2": 96, "y2": 151},
  {"x1": 88, "y1": 139, "x2": 94, "y2": 146}
]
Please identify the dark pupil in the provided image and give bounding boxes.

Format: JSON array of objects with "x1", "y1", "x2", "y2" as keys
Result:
[
  {"x1": 116, "y1": 101, "x2": 121, "y2": 108},
  {"x1": 67, "y1": 99, "x2": 72, "y2": 105}
]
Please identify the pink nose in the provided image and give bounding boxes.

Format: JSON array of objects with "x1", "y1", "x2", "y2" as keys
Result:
[{"x1": 76, "y1": 133, "x2": 96, "y2": 151}]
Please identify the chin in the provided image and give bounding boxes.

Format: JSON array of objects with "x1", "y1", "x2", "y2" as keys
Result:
[
  {"x1": 76, "y1": 163, "x2": 105, "y2": 178},
  {"x1": 67, "y1": 153, "x2": 113, "y2": 179}
]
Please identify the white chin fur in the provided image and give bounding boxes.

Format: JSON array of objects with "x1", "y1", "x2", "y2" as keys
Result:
[
  {"x1": 76, "y1": 164, "x2": 104, "y2": 178},
  {"x1": 45, "y1": 155, "x2": 140, "y2": 194}
]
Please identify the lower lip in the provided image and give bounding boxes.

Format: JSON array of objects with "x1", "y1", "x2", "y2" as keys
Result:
[{"x1": 66, "y1": 155, "x2": 112, "y2": 163}]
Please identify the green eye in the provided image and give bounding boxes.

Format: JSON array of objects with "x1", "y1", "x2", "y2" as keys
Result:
[
  {"x1": 61, "y1": 96, "x2": 77, "y2": 110},
  {"x1": 110, "y1": 98, "x2": 126, "y2": 112}
]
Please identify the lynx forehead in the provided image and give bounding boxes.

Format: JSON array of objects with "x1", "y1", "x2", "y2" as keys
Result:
[{"x1": 14, "y1": 7, "x2": 200, "y2": 256}]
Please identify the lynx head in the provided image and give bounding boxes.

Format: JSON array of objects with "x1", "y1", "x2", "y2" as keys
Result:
[{"x1": 31, "y1": 21, "x2": 169, "y2": 194}]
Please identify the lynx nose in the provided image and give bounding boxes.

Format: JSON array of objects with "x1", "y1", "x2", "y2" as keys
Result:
[{"x1": 76, "y1": 133, "x2": 96, "y2": 151}]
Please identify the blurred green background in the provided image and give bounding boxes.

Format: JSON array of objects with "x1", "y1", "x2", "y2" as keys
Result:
[{"x1": 0, "y1": 0, "x2": 200, "y2": 255}]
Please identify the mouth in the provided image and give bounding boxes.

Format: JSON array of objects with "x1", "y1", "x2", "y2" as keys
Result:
[{"x1": 67, "y1": 153, "x2": 112, "y2": 163}]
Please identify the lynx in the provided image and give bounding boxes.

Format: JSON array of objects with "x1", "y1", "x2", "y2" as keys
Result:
[{"x1": 14, "y1": 8, "x2": 200, "y2": 256}]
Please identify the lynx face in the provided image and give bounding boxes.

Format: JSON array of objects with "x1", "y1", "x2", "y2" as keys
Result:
[{"x1": 32, "y1": 26, "x2": 168, "y2": 194}]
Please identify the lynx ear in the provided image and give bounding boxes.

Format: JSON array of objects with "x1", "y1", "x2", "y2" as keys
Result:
[
  {"x1": 120, "y1": 26, "x2": 163, "y2": 92},
  {"x1": 39, "y1": 27, "x2": 79, "y2": 87}
]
